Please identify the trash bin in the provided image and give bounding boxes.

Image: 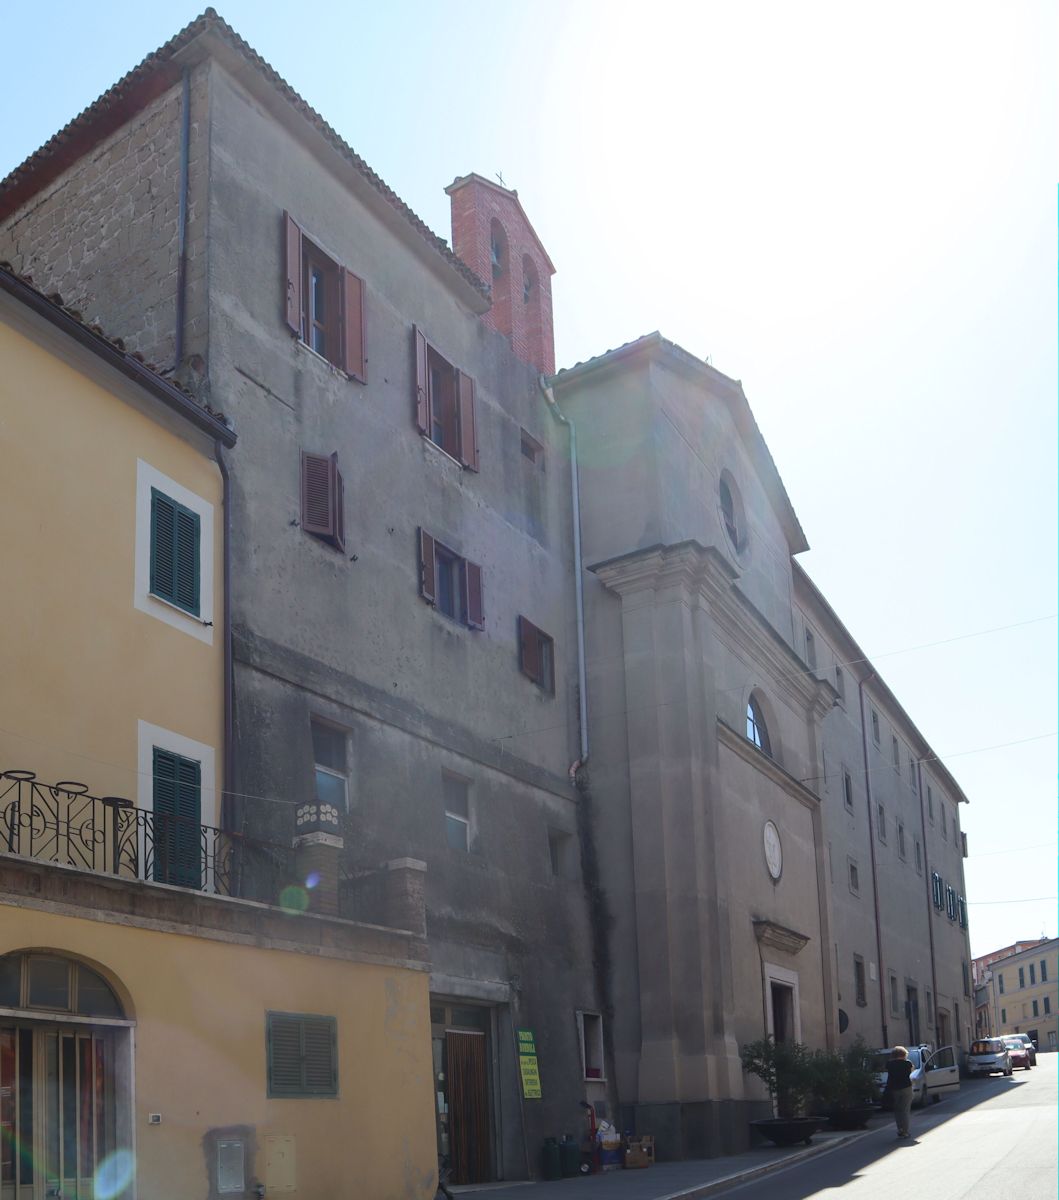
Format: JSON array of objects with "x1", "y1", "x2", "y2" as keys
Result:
[
  {"x1": 559, "y1": 1135, "x2": 581, "y2": 1177},
  {"x1": 542, "y1": 1137, "x2": 562, "y2": 1181}
]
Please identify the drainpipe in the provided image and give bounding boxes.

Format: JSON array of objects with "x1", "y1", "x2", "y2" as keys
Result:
[
  {"x1": 173, "y1": 67, "x2": 192, "y2": 372},
  {"x1": 858, "y1": 673, "x2": 889, "y2": 1047},
  {"x1": 916, "y1": 757, "x2": 940, "y2": 1043},
  {"x1": 213, "y1": 440, "x2": 234, "y2": 837},
  {"x1": 538, "y1": 376, "x2": 588, "y2": 774}
]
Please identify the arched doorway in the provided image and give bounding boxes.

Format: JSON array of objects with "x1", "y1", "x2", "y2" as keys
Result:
[{"x1": 0, "y1": 952, "x2": 131, "y2": 1200}]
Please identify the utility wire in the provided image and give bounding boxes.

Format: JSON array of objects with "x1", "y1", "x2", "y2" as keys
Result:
[{"x1": 967, "y1": 896, "x2": 1057, "y2": 905}]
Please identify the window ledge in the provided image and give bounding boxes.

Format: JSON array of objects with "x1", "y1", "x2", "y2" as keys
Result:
[
  {"x1": 147, "y1": 589, "x2": 207, "y2": 625},
  {"x1": 421, "y1": 433, "x2": 466, "y2": 471},
  {"x1": 293, "y1": 336, "x2": 353, "y2": 381}
]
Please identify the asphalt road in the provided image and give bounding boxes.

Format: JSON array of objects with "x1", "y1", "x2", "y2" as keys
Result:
[{"x1": 724, "y1": 1053, "x2": 1057, "y2": 1200}]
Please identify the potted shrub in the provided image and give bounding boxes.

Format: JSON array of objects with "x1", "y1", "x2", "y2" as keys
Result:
[
  {"x1": 740, "y1": 1038, "x2": 823, "y2": 1147},
  {"x1": 809, "y1": 1039, "x2": 877, "y2": 1130}
]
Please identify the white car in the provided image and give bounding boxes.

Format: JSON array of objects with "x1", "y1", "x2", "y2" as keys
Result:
[
  {"x1": 966, "y1": 1038, "x2": 1013, "y2": 1077},
  {"x1": 873, "y1": 1044, "x2": 961, "y2": 1108}
]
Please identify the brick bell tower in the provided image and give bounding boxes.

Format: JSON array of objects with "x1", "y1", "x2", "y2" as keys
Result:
[{"x1": 446, "y1": 173, "x2": 556, "y2": 375}]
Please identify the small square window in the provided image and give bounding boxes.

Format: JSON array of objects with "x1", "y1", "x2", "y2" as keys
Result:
[
  {"x1": 519, "y1": 616, "x2": 555, "y2": 693},
  {"x1": 520, "y1": 429, "x2": 544, "y2": 466},
  {"x1": 266, "y1": 1012, "x2": 337, "y2": 1098},
  {"x1": 444, "y1": 774, "x2": 471, "y2": 852},
  {"x1": 577, "y1": 1011, "x2": 605, "y2": 1080},
  {"x1": 312, "y1": 721, "x2": 348, "y2": 811},
  {"x1": 548, "y1": 828, "x2": 574, "y2": 878}
]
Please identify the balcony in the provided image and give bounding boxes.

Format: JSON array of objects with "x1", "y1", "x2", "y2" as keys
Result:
[{"x1": 0, "y1": 769, "x2": 289, "y2": 900}]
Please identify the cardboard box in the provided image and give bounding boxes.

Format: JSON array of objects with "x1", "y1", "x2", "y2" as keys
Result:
[{"x1": 624, "y1": 1135, "x2": 654, "y2": 1169}]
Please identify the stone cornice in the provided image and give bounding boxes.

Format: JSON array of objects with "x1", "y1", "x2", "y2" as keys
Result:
[
  {"x1": 717, "y1": 720, "x2": 821, "y2": 811},
  {"x1": 592, "y1": 540, "x2": 833, "y2": 717},
  {"x1": 753, "y1": 919, "x2": 811, "y2": 955}
]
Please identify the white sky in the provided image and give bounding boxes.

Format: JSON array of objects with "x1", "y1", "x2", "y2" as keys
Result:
[{"x1": 1, "y1": 1, "x2": 1055, "y2": 956}]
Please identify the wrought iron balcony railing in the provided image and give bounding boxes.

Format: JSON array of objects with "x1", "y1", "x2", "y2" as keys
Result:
[{"x1": 0, "y1": 770, "x2": 290, "y2": 900}]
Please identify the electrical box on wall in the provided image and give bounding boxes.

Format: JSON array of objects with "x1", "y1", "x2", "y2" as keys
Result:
[{"x1": 264, "y1": 1134, "x2": 296, "y2": 1194}]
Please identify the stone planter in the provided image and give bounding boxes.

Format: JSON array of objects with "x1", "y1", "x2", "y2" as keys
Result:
[{"x1": 749, "y1": 1117, "x2": 824, "y2": 1147}]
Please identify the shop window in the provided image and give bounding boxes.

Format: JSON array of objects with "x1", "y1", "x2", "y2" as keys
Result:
[{"x1": 577, "y1": 1011, "x2": 605, "y2": 1080}]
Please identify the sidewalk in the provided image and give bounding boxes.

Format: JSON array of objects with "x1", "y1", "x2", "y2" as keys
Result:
[{"x1": 449, "y1": 1124, "x2": 880, "y2": 1200}]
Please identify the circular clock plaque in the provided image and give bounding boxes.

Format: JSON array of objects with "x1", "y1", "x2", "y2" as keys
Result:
[{"x1": 763, "y1": 821, "x2": 783, "y2": 881}]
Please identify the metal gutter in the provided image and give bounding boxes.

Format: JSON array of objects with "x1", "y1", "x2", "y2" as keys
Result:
[{"x1": 0, "y1": 265, "x2": 235, "y2": 447}]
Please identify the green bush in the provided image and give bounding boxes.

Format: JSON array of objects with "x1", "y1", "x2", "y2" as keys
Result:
[
  {"x1": 809, "y1": 1038, "x2": 877, "y2": 1109},
  {"x1": 739, "y1": 1038, "x2": 814, "y2": 1118}
]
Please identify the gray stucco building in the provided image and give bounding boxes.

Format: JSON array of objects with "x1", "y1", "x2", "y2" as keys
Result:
[{"x1": 0, "y1": 9, "x2": 974, "y2": 1176}]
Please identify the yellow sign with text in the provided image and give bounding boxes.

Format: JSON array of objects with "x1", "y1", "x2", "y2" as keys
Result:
[{"x1": 516, "y1": 1028, "x2": 542, "y2": 1099}]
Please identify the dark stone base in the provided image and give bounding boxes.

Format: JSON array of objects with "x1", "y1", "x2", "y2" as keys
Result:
[{"x1": 619, "y1": 1099, "x2": 773, "y2": 1160}]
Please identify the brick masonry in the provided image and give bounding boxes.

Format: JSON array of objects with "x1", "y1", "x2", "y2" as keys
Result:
[{"x1": 0, "y1": 64, "x2": 210, "y2": 376}]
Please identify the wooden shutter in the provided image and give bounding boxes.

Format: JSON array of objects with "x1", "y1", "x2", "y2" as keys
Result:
[
  {"x1": 301, "y1": 452, "x2": 334, "y2": 537},
  {"x1": 419, "y1": 528, "x2": 436, "y2": 603},
  {"x1": 457, "y1": 371, "x2": 478, "y2": 471},
  {"x1": 465, "y1": 561, "x2": 484, "y2": 629},
  {"x1": 152, "y1": 749, "x2": 201, "y2": 887},
  {"x1": 340, "y1": 267, "x2": 366, "y2": 382},
  {"x1": 150, "y1": 491, "x2": 176, "y2": 602},
  {"x1": 284, "y1": 212, "x2": 302, "y2": 336},
  {"x1": 301, "y1": 1017, "x2": 338, "y2": 1093},
  {"x1": 268, "y1": 1015, "x2": 303, "y2": 1095},
  {"x1": 519, "y1": 616, "x2": 540, "y2": 682},
  {"x1": 331, "y1": 454, "x2": 345, "y2": 553},
  {"x1": 174, "y1": 506, "x2": 201, "y2": 615},
  {"x1": 414, "y1": 326, "x2": 429, "y2": 433}
]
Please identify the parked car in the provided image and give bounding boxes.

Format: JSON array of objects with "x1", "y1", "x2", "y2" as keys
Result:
[
  {"x1": 966, "y1": 1038, "x2": 1012, "y2": 1077},
  {"x1": 1002, "y1": 1035, "x2": 1031, "y2": 1070},
  {"x1": 872, "y1": 1044, "x2": 961, "y2": 1108},
  {"x1": 1010, "y1": 1033, "x2": 1037, "y2": 1066}
]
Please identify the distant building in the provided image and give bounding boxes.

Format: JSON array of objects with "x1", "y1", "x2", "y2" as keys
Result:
[{"x1": 974, "y1": 938, "x2": 1057, "y2": 1050}]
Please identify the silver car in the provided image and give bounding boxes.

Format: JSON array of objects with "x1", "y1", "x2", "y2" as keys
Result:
[
  {"x1": 872, "y1": 1044, "x2": 961, "y2": 1108},
  {"x1": 966, "y1": 1037, "x2": 1012, "y2": 1077}
]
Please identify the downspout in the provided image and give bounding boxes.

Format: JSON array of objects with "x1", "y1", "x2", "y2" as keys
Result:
[
  {"x1": 214, "y1": 440, "x2": 234, "y2": 841},
  {"x1": 916, "y1": 757, "x2": 940, "y2": 1043},
  {"x1": 173, "y1": 67, "x2": 192, "y2": 372},
  {"x1": 858, "y1": 674, "x2": 889, "y2": 1047},
  {"x1": 538, "y1": 376, "x2": 588, "y2": 772}
]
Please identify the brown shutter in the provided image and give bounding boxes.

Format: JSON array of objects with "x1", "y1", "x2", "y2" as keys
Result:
[
  {"x1": 465, "y1": 561, "x2": 484, "y2": 630},
  {"x1": 519, "y1": 616, "x2": 540, "y2": 681},
  {"x1": 331, "y1": 452, "x2": 345, "y2": 552},
  {"x1": 301, "y1": 452, "x2": 333, "y2": 537},
  {"x1": 284, "y1": 212, "x2": 302, "y2": 336},
  {"x1": 341, "y1": 267, "x2": 366, "y2": 382},
  {"x1": 414, "y1": 326, "x2": 429, "y2": 433},
  {"x1": 457, "y1": 371, "x2": 478, "y2": 471},
  {"x1": 418, "y1": 528, "x2": 436, "y2": 603}
]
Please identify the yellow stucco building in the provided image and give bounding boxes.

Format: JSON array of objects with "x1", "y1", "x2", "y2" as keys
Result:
[{"x1": 0, "y1": 265, "x2": 437, "y2": 1199}]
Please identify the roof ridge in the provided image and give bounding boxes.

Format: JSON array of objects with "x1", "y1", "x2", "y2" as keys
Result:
[{"x1": 0, "y1": 9, "x2": 491, "y2": 302}]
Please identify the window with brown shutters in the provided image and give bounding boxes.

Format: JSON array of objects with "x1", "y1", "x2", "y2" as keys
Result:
[
  {"x1": 418, "y1": 528, "x2": 483, "y2": 629},
  {"x1": 284, "y1": 211, "x2": 366, "y2": 381},
  {"x1": 518, "y1": 616, "x2": 555, "y2": 693},
  {"x1": 413, "y1": 326, "x2": 478, "y2": 469},
  {"x1": 301, "y1": 452, "x2": 345, "y2": 552}
]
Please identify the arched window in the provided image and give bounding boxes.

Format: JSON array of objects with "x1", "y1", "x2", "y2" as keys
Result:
[
  {"x1": 746, "y1": 695, "x2": 772, "y2": 757},
  {"x1": 719, "y1": 470, "x2": 747, "y2": 553},
  {"x1": 0, "y1": 952, "x2": 124, "y2": 1017},
  {"x1": 489, "y1": 219, "x2": 513, "y2": 340}
]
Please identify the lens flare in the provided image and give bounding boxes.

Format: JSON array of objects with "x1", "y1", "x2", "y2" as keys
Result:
[
  {"x1": 305, "y1": 872, "x2": 320, "y2": 889},
  {"x1": 95, "y1": 1149, "x2": 135, "y2": 1200},
  {"x1": 279, "y1": 885, "x2": 309, "y2": 913}
]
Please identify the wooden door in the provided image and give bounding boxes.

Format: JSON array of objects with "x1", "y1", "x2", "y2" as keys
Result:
[{"x1": 445, "y1": 1031, "x2": 489, "y2": 1184}]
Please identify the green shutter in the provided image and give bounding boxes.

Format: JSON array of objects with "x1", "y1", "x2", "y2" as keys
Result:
[
  {"x1": 267, "y1": 1013, "x2": 338, "y2": 1098},
  {"x1": 150, "y1": 488, "x2": 201, "y2": 617},
  {"x1": 152, "y1": 747, "x2": 202, "y2": 888}
]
